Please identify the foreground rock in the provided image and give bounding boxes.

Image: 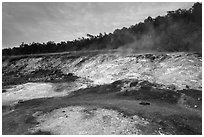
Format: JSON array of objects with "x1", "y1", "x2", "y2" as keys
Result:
[{"x1": 29, "y1": 106, "x2": 150, "y2": 135}]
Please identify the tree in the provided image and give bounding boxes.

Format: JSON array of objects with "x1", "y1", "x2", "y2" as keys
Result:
[{"x1": 2, "y1": 3, "x2": 202, "y2": 55}]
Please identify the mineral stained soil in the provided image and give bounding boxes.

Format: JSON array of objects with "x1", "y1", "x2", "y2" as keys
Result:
[{"x1": 2, "y1": 51, "x2": 202, "y2": 135}]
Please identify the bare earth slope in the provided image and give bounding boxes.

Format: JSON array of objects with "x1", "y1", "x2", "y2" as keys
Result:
[{"x1": 2, "y1": 51, "x2": 202, "y2": 135}]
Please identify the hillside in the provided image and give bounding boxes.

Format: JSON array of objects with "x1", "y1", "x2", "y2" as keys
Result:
[
  {"x1": 3, "y1": 51, "x2": 202, "y2": 90},
  {"x1": 2, "y1": 51, "x2": 202, "y2": 135}
]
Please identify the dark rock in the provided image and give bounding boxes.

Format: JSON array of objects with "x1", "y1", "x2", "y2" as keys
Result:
[
  {"x1": 145, "y1": 54, "x2": 156, "y2": 61},
  {"x1": 130, "y1": 81, "x2": 138, "y2": 87},
  {"x1": 139, "y1": 101, "x2": 150, "y2": 105},
  {"x1": 167, "y1": 85, "x2": 176, "y2": 90},
  {"x1": 18, "y1": 100, "x2": 24, "y2": 104},
  {"x1": 67, "y1": 73, "x2": 74, "y2": 77},
  {"x1": 186, "y1": 85, "x2": 190, "y2": 89}
]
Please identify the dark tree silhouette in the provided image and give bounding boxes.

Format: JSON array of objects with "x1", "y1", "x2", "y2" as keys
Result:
[{"x1": 2, "y1": 3, "x2": 202, "y2": 56}]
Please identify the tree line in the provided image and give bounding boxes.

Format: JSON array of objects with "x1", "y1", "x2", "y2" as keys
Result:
[{"x1": 2, "y1": 2, "x2": 202, "y2": 56}]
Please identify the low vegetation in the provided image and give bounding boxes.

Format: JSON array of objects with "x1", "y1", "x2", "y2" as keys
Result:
[{"x1": 2, "y1": 3, "x2": 202, "y2": 56}]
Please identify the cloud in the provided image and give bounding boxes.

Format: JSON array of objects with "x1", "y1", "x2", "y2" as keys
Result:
[{"x1": 2, "y1": 2, "x2": 194, "y2": 48}]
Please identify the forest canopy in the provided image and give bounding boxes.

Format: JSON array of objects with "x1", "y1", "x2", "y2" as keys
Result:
[{"x1": 2, "y1": 2, "x2": 202, "y2": 56}]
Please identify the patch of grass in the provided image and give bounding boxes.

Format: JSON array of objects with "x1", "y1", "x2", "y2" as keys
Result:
[
  {"x1": 165, "y1": 115, "x2": 202, "y2": 135},
  {"x1": 2, "y1": 105, "x2": 13, "y2": 113},
  {"x1": 24, "y1": 115, "x2": 38, "y2": 124},
  {"x1": 117, "y1": 88, "x2": 180, "y2": 104},
  {"x1": 179, "y1": 89, "x2": 202, "y2": 99}
]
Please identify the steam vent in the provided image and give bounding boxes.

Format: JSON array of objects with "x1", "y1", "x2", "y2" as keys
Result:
[{"x1": 2, "y1": 2, "x2": 202, "y2": 135}]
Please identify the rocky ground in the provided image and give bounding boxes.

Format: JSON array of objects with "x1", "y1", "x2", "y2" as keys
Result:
[
  {"x1": 2, "y1": 51, "x2": 202, "y2": 135},
  {"x1": 29, "y1": 106, "x2": 149, "y2": 135}
]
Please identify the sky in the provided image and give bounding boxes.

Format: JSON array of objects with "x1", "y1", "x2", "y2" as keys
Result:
[{"x1": 2, "y1": 2, "x2": 194, "y2": 48}]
